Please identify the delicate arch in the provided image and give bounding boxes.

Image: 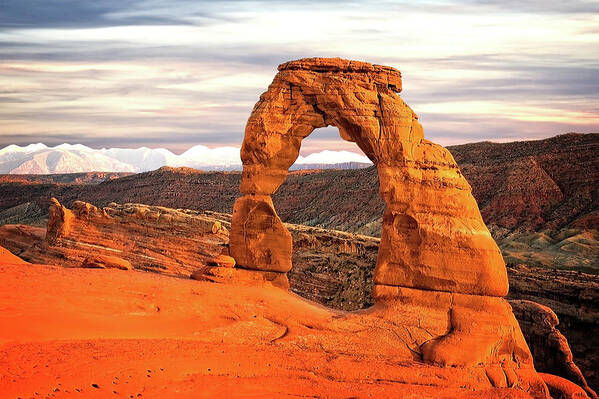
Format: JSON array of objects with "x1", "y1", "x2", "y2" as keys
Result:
[{"x1": 230, "y1": 57, "x2": 508, "y2": 299}]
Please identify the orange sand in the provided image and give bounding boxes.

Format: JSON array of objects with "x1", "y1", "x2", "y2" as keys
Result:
[{"x1": 0, "y1": 263, "x2": 534, "y2": 398}]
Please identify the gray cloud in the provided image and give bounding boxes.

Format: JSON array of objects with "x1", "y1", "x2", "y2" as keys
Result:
[
  {"x1": 0, "y1": 0, "x2": 220, "y2": 29},
  {"x1": 0, "y1": 0, "x2": 597, "y2": 151},
  {"x1": 465, "y1": 0, "x2": 599, "y2": 14}
]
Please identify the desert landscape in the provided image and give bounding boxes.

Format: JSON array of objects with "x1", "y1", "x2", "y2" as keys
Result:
[
  {"x1": 0, "y1": 57, "x2": 597, "y2": 399},
  {"x1": 2, "y1": 1, "x2": 599, "y2": 397}
]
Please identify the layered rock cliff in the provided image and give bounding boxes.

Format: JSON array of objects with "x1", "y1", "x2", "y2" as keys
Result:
[{"x1": 24, "y1": 199, "x2": 229, "y2": 277}]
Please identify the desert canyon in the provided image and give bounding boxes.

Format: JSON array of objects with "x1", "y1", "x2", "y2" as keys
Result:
[{"x1": 1, "y1": 58, "x2": 598, "y2": 399}]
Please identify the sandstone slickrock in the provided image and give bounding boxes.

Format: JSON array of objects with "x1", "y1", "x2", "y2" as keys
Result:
[
  {"x1": 0, "y1": 244, "x2": 28, "y2": 264},
  {"x1": 81, "y1": 255, "x2": 133, "y2": 271},
  {"x1": 0, "y1": 262, "x2": 557, "y2": 398},
  {"x1": 227, "y1": 57, "x2": 544, "y2": 396},
  {"x1": 22, "y1": 198, "x2": 230, "y2": 277},
  {"x1": 2, "y1": 201, "x2": 593, "y2": 397},
  {"x1": 191, "y1": 265, "x2": 290, "y2": 289}
]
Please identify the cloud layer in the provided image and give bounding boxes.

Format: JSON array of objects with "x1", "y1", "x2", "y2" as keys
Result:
[{"x1": 1, "y1": 0, "x2": 598, "y2": 154}]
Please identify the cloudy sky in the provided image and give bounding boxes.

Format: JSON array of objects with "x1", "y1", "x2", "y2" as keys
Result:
[{"x1": 1, "y1": 0, "x2": 598, "y2": 154}]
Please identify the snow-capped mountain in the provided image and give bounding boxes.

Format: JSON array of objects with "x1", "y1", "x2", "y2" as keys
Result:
[
  {"x1": 0, "y1": 143, "x2": 372, "y2": 174},
  {"x1": 0, "y1": 144, "x2": 136, "y2": 174}
]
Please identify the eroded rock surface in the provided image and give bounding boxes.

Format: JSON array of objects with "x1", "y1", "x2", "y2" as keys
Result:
[
  {"x1": 231, "y1": 57, "x2": 507, "y2": 297},
  {"x1": 0, "y1": 244, "x2": 28, "y2": 264},
  {"x1": 21, "y1": 199, "x2": 229, "y2": 277},
  {"x1": 227, "y1": 57, "x2": 544, "y2": 396},
  {"x1": 1, "y1": 201, "x2": 593, "y2": 397},
  {"x1": 511, "y1": 300, "x2": 597, "y2": 399}
]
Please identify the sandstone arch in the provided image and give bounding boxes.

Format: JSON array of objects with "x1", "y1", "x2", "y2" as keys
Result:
[{"x1": 230, "y1": 57, "x2": 508, "y2": 298}]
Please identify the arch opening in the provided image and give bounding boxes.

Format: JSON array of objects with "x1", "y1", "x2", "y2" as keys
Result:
[{"x1": 271, "y1": 126, "x2": 382, "y2": 310}]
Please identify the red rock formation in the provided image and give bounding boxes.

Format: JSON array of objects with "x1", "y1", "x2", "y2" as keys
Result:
[
  {"x1": 225, "y1": 57, "x2": 544, "y2": 395},
  {"x1": 231, "y1": 57, "x2": 507, "y2": 297},
  {"x1": 0, "y1": 262, "x2": 553, "y2": 398},
  {"x1": 508, "y1": 267, "x2": 599, "y2": 394},
  {"x1": 450, "y1": 133, "x2": 599, "y2": 234},
  {"x1": 541, "y1": 373, "x2": 591, "y2": 399},
  {"x1": 2, "y1": 200, "x2": 593, "y2": 397},
  {"x1": 510, "y1": 300, "x2": 597, "y2": 399},
  {"x1": 22, "y1": 199, "x2": 229, "y2": 277},
  {"x1": 82, "y1": 254, "x2": 133, "y2": 270},
  {"x1": 0, "y1": 224, "x2": 44, "y2": 257}
]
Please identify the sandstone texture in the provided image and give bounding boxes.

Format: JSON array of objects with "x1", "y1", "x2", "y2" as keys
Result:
[
  {"x1": 230, "y1": 57, "x2": 507, "y2": 298},
  {"x1": 0, "y1": 262, "x2": 549, "y2": 399},
  {"x1": 224, "y1": 57, "x2": 546, "y2": 395},
  {"x1": 21, "y1": 199, "x2": 229, "y2": 277},
  {"x1": 82, "y1": 254, "x2": 133, "y2": 270},
  {"x1": 508, "y1": 264, "x2": 599, "y2": 391},
  {"x1": 510, "y1": 300, "x2": 597, "y2": 399},
  {"x1": 0, "y1": 243, "x2": 27, "y2": 264},
  {"x1": 541, "y1": 373, "x2": 592, "y2": 399},
  {"x1": 0, "y1": 67, "x2": 595, "y2": 398}
]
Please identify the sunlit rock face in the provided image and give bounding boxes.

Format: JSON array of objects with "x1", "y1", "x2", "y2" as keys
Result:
[
  {"x1": 230, "y1": 57, "x2": 507, "y2": 297},
  {"x1": 38, "y1": 198, "x2": 230, "y2": 276},
  {"x1": 226, "y1": 58, "x2": 553, "y2": 396}
]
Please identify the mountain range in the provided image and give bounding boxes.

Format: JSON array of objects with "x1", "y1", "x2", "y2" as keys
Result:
[{"x1": 0, "y1": 143, "x2": 372, "y2": 174}]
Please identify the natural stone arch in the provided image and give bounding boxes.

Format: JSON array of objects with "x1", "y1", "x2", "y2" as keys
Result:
[{"x1": 230, "y1": 57, "x2": 508, "y2": 299}]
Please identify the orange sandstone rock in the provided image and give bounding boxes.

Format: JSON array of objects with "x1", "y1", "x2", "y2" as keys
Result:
[
  {"x1": 541, "y1": 373, "x2": 591, "y2": 399},
  {"x1": 46, "y1": 197, "x2": 73, "y2": 244},
  {"x1": 27, "y1": 199, "x2": 229, "y2": 276},
  {"x1": 209, "y1": 254, "x2": 236, "y2": 268},
  {"x1": 227, "y1": 57, "x2": 544, "y2": 394},
  {"x1": 0, "y1": 262, "x2": 548, "y2": 398},
  {"x1": 230, "y1": 57, "x2": 507, "y2": 297},
  {"x1": 191, "y1": 265, "x2": 289, "y2": 289},
  {"x1": 230, "y1": 195, "x2": 292, "y2": 272},
  {"x1": 511, "y1": 300, "x2": 598, "y2": 399}
]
